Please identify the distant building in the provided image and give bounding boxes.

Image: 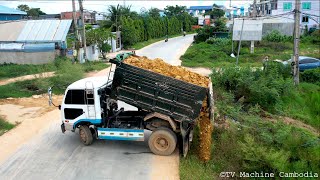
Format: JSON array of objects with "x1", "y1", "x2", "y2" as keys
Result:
[
  {"x1": 39, "y1": 14, "x2": 60, "y2": 20},
  {"x1": 188, "y1": 6, "x2": 212, "y2": 17},
  {"x1": 0, "y1": 20, "x2": 72, "y2": 64},
  {"x1": 250, "y1": 0, "x2": 319, "y2": 29},
  {"x1": 0, "y1": 5, "x2": 27, "y2": 21},
  {"x1": 61, "y1": 11, "x2": 96, "y2": 24}
]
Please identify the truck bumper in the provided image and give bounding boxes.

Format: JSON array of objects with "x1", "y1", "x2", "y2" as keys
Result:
[{"x1": 61, "y1": 123, "x2": 66, "y2": 133}]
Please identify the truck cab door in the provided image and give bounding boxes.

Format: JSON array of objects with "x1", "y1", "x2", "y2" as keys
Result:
[{"x1": 61, "y1": 89, "x2": 90, "y2": 130}]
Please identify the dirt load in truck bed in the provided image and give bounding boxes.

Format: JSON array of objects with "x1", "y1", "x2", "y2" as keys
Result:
[
  {"x1": 124, "y1": 56, "x2": 209, "y2": 87},
  {"x1": 124, "y1": 56, "x2": 212, "y2": 162}
]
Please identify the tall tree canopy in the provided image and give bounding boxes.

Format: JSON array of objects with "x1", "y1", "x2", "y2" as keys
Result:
[
  {"x1": 206, "y1": 4, "x2": 225, "y2": 19},
  {"x1": 108, "y1": 4, "x2": 138, "y2": 31},
  {"x1": 164, "y1": 5, "x2": 187, "y2": 17},
  {"x1": 17, "y1": 4, "x2": 29, "y2": 12},
  {"x1": 148, "y1": 8, "x2": 160, "y2": 18},
  {"x1": 17, "y1": 4, "x2": 46, "y2": 19}
]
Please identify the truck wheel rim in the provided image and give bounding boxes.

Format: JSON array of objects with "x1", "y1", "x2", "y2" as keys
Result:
[
  {"x1": 80, "y1": 129, "x2": 87, "y2": 143},
  {"x1": 154, "y1": 137, "x2": 169, "y2": 151}
]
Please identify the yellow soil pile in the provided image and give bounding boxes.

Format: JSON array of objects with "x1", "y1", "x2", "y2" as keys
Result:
[
  {"x1": 124, "y1": 56, "x2": 209, "y2": 87},
  {"x1": 198, "y1": 99, "x2": 213, "y2": 162},
  {"x1": 124, "y1": 55, "x2": 212, "y2": 162}
]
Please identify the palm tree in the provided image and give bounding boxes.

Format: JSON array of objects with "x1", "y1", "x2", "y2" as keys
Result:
[{"x1": 108, "y1": 4, "x2": 135, "y2": 32}]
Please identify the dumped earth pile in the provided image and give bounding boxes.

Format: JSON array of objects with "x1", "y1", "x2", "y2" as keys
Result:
[
  {"x1": 124, "y1": 55, "x2": 212, "y2": 162},
  {"x1": 124, "y1": 56, "x2": 208, "y2": 87}
]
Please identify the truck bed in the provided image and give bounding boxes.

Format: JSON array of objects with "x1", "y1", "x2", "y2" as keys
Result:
[{"x1": 109, "y1": 58, "x2": 207, "y2": 122}]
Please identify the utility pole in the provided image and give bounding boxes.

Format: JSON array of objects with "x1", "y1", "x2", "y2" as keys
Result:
[
  {"x1": 72, "y1": 0, "x2": 79, "y2": 63},
  {"x1": 78, "y1": 0, "x2": 87, "y2": 61},
  {"x1": 252, "y1": 0, "x2": 257, "y2": 18},
  {"x1": 236, "y1": 18, "x2": 244, "y2": 65},
  {"x1": 72, "y1": 0, "x2": 78, "y2": 39},
  {"x1": 293, "y1": 0, "x2": 301, "y2": 85}
]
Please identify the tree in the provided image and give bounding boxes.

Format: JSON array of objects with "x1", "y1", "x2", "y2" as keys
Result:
[
  {"x1": 148, "y1": 8, "x2": 160, "y2": 18},
  {"x1": 108, "y1": 4, "x2": 138, "y2": 32},
  {"x1": 27, "y1": 8, "x2": 46, "y2": 18},
  {"x1": 17, "y1": 4, "x2": 46, "y2": 19},
  {"x1": 17, "y1": 4, "x2": 29, "y2": 12},
  {"x1": 164, "y1": 5, "x2": 186, "y2": 17},
  {"x1": 86, "y1": 28, "x2": 115, "y2": 54},
  {"x1": 108, "y1": 4, "x2": 122, "y2": 32},
  {"x1": 213, "y1": 18, "x2": 227, "y2": 32},
  {"x1": 206, "y1": 4, "x2": 225, "y2": 19}
]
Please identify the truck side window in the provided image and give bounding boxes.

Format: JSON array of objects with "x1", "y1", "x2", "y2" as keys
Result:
[
  {"x1": 65, "y1": 90, "x2": 85, "y2": 104},
  {"x1": 65, "y1": 90, "x2": 95, "y2": 105},
  {"x1": 64, "y1": 108, "x2": 83, "y2": 119}
]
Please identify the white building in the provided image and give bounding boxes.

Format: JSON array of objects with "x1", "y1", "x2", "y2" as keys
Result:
[{"x1": 254, "y1": 0, "x2": 319, "y2": 29}]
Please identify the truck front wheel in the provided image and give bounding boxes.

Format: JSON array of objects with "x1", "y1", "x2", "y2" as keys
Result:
[
  {"x1": 148, "y1": 127, "x2": 177, "y2": 156},
  {"x1": 79, "y1": 125, "x2": 93, "y2": 145}
]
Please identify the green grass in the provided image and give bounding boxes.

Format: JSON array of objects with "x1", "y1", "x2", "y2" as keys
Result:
[
  {"x1": 279, "y1": 83, "x2": 320, "y2": 130},
  {"x1": 131, "y1": 32, "x2": 195, "y2": 50},
  {"x1": 180, "y1": 66, "x2": 320, "y2": 179},
  {"x1": 0, "y1": 59, "x2": 108, "y2": 80},
  {"x1": 0, "y1": 63, "x2": 56, "y2": 80},
  {"x1": 81, "y1": 61, "x2": 109, "y2": 72},
  {"x1": 181, "y1": 108, "x2": 320, "y2": 179},
  {"x1": 0, "y1": 117, "x2": 15, "y2": 136},
  {"x1": 181, "y1": 38, "x2": 320, "y2": 68},
  {"x1": 0, "y1": 58, "x2": 109, "y2": 99}
]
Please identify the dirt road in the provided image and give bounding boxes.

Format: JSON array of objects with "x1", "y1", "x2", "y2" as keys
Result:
[{"x1": 0, "y1": 35, "x2": 197, "y2": 180}]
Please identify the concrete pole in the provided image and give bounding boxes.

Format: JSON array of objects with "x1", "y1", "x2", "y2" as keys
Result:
[
  {"x1": 78, "y1": 0, "x2": 87, "y2": 61},
  {"x1": 72, "y1": 0, "x2": 79, "y2": 62},
  {"x1": 72, "y1": 0, "x2": 79, "y2": 41},
  {"x1": 236, "y1": 18, "x2": 244, "y2": 65},
  {"x1": 250, "y1": 41, "x2": 254, "y2": 53},
  {"x1": 293, "y1": 0, "x2": 301, "y2": 85},
  {"x1": 252, "y1": 0, "x2": 257, "y2": 18}
]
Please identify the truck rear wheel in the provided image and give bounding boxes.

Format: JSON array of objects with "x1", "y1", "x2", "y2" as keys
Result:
[
  {"x1": 148, "y1": 127, "x2": 177, "y2": 156},
  {"x1": 79, "y1": 125, "x2": 93, "y2": 145}
]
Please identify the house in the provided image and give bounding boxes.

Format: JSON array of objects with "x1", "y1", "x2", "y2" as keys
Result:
[
  {"x1": 39, "y1": 14, "x2": 60, "y2": 20},
  {"x1": 0, "y1": 20, "x2": 72, "y2": 64},
  {"x1": 61, "y1": 11, "x2": 96, "y2": 24},
  {"x1": 0, "y1": 5, "x2": 27, "y2": 21},
  {"x1": 188, "y1": 6, "x2": 212, "y2": 17},
  {"x1": 251, "y1": 0, "x2": 319, "y2": 29}
]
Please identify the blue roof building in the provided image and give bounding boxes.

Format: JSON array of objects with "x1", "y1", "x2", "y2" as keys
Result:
[
  {"x1": 0, "y1": 5, "x2": 27, "y2": 21},
  {"x1": 188, "y1": 6, "x2": 212, "y2": 16}
]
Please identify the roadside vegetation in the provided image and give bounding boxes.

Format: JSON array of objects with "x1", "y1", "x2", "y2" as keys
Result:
[
  {"x1": 180, "y1": 15, "x2": 319, "y2": 178},
  {"x1": 0, "y1": 58, "x2": 108, "y2": 99},
  {"x1": 181, "y1": 29, "x2": 320, "y2": 68},
  {"x1": 0, "y1": 60, "x2": 107, "y2": 81},
  {"x1": 0, "y1": 117, "x2": 15, "y2": 136},
  {"x1": 181, "y1": 65, "x2": 320, "y2": 179},
  {"x1": 0, "y1": 63, "x2": 55, "y2": 80}
]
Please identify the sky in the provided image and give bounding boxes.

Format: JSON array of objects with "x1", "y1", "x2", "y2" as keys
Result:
[{"x1": 0, "y1": 0, "x2": 252, "y2": 14}]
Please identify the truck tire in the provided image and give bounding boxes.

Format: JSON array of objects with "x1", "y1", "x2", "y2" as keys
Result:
[
  {"x1": 148, "y1": 127, "x2": 177, "y2": 156},
  {"x1": 79, "y1": 125, "x2": 93, "y2": 145}
]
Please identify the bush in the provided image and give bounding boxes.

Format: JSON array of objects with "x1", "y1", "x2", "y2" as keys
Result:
[
  {"x1": 256, "y1": 41, "x2": 291, "y2": 52},
  {"x1": 263, "y1": 30, "x2": 291, "y2": 42},
  {"x1": 211, "y1": 66, "x2": 293, "y2": 111},
  {"x1": 206, "y1": 37, "x2": 231, "y2": 46},
  {"x1": 301, "y1": 68, "x2": 320, "y2": 85},
  {"x1": 194, "y1": 26, "x2": 215, "y2": 43}
]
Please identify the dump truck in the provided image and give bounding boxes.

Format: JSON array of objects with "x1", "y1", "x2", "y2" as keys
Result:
[{"x1": 49, "y1": 53, "x2": 213, "y2": 156}]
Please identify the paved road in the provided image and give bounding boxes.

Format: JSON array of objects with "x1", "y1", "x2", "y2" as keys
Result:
[
  {"x1": 137, "y1": 34, "x2": 194, "y2": 66},
  {"x1": 0, "y1": 35, "x2": 193, "y2": 180}
]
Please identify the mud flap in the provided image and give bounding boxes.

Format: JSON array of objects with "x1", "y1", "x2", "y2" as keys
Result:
[
  {"x1": 61, "y1": 123, "x2": 66, "y2": 133},
  {"x1": 180, "y1": 120, "x2": 193, "y2": 157}
]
